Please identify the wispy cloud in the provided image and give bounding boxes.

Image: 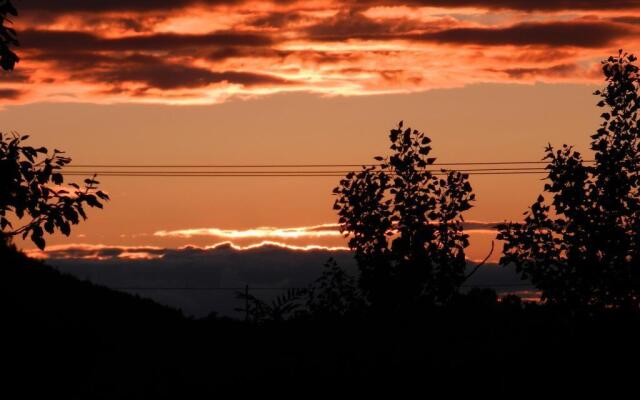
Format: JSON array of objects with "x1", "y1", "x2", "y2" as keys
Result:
[
  {"x1": 154, "y1": 221, "x2": 500, "y2": 240},
  {"x1": 154, "y1": 223, "x2": 342, "y2": 239}
]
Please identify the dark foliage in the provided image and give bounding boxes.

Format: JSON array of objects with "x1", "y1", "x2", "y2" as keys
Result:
[
  {"x1": 235, "y1": 287, "x2": 307, "y2": 323},
  {"x1": 0, "y1": 0, "x2": 18, "y2": 71},
  {"x1": 498, "y1": 50, "x2": 640, "y2": 310},
  {"x1": 305, "y1": 257, "x2": 366, "y2": 320},
  {"x1": 0, "y1": 133, "x2": 109, "y2": 249},
  {"x1": 235, "y1": 258, "x2": 365, "y2": 323},
  {"x1": 333, "y1": 121, "x2": 474, "y2": 309}
]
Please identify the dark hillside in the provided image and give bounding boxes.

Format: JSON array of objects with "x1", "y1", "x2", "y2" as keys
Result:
[
  {"x1": 3, "y1": 243, "x2": 640, "y2": 396},
  {"x1": 1, "y1": 243, "x2": 189, "y2": 398}
]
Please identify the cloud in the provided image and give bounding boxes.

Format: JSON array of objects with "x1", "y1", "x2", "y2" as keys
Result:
[
  {"x1": 27, "y1": 244, "x2": 168, "y2": 260},
  {"x1": 16, "y1": 29, "x2": 289, "y2": 94},
  {"x1": 489, "y1": 63, "x2": 580, "y2": 79},
  {"x1": 0, "y1": 88, "x2": 26, "y2": 99},
  {"x1": 302, "y1": 13, "x2": 633, "y2": 48},
  {"x1": 21, "y1": 0, "x2": 640, "y2": 13},
  {"x1": 154, "y1": 221, "x2": 500, "y2": 240},
  {"x1": 21, "y1": 0, "x2": 243, "y2": 13},
  {"x1": 21, "y1": 29, "x2": 275, "y2": 53},
  {"x1": 374, "y1": 1, "x2": 640, "y2": 11},
  {"x1": 413, "y1": 21, "x2": 632, "y2": 48},
  {"x1": 7, "y1": 2, "x2": 640, "y2": 104},
  {"x1": 611, "y1": 16, "x2": 640, "y2": 25},
  {"x1": 155, "y1": 223, "x2": 343, "y2": 239},
  {"x1": 247, "y1": 11, "x2": 306, "y2": 28},
  {"x1": 38, "y1": 242, "x2": 529, "y2": 317},
  {"x1": 80, "y1": 55, "x2": 291, "y2": 90},
  {"x1": 304, "y1": 9, "x2": 422, "y2": 41},
  {"x1": 27, "y1": 241, "x2": 349, "y2": 261}
]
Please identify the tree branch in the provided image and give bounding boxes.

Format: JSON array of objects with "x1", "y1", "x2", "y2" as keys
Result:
[{"x1": 463, "y1": 240, "x2": 495, "y2": 282}]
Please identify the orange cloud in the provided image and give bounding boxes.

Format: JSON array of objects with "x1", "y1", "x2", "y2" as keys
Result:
[
  {"x1": 154, "y1": 223, "x2": 342, "y2": 239},
  {"x1": 3, "y1": 1, "x2": 638, "y2": 104}
]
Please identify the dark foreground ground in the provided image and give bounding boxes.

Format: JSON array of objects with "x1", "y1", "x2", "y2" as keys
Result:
[{"x1": 2, "y1": 245, "x2": 639, "y2": 398}]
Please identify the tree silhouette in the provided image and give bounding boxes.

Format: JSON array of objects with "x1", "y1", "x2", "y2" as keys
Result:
[
  {"x1": 0, "y1": 133, "x2": 109, "y2": 249},
  {"x1": 305, "y1": 258, "x2": 365, "y2": 319},
  {"x1": 333, "y1": 121, "x2": 475, "y2": 310},
  {"x1": 0, "y1": 0, "x2": 18, "y2": 71},
  {"x1": 498, "y1": 50, "x2": 640, "y2": 310},
  {"x1": 235, "y1": 288, "x2": 307, "y2": 323},
  {"x1": 0, "y1": 3, "x2": 107, "y2": 250}
]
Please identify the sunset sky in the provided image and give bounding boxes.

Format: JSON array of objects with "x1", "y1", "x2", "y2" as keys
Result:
[{"x1": 3, "y1": 0, "x2": 640, "y2": 262}]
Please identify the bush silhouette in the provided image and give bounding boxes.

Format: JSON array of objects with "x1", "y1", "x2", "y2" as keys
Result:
[
  {"x1": 235, "y1": 287, "x2": 307, "y2": 323},
  {"x1": 305, "y1": 258, "x2": 365, "y2": 319},
  {"x1": 333, "y1": 121, "x2": 475, "y2": 310},
  {"x1": 498, "y1": 50, "x2": 640, "y2": 310},
  {"x1": 0, "y1": 133, "x2": 109, "y2": 249}
]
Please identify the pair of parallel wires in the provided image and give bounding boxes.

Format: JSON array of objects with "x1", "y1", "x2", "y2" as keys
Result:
[{"x1": 61, "y1": 160, "x2": 596, "y2": 178}]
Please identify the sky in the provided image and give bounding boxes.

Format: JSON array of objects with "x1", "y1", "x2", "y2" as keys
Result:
[{"x1": 2, "y1": 0, "x2": 640, "y2": 265}]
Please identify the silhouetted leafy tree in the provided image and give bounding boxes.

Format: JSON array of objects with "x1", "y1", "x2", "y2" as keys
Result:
[
  {"x1": 0, "y1": 133, "x2": 109, "y2": 249},
  {"x1": 0, "y1": 0, "x2": 18, "y2": 71},
  {"x1": 0, "y1": 3, "x2": 107, "y2": 250},
  {"x1": 333, "y1": 121, "x2": 475, "y2": 310},
  {"x1": 498, "y1": 50, "x2": 640, "y2": 310},
  {"x1": 305, "y1": 258, "x2": 365, "y2": 319},
  {"x1": 235, "y1": 288, "x2": 307, "y2": 323}
]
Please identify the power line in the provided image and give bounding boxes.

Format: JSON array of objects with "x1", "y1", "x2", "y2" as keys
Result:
[
  {"x1": 58, "y1": 159, "x2": 599, "y2": 178},
  {"x1": 65, "y1": 160, "x2": 596, "y2": 168},
  {"x1": 61, "y1": 171, "x2": 548, "y2": 177},
  {"x1": 60, "y1": 166, "x2": 554, "y2": 177},
  {"x1": 62, "y1": 167, "x2": 549, "y2": 174}
]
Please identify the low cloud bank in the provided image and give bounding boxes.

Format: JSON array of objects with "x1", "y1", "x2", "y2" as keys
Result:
[{"x1": 46, "y1": 242, "x2": 531, "y2": 317}]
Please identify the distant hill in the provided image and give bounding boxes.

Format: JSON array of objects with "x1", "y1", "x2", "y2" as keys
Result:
[{"x1": 1, "y1": 243, "x2": 190, "y2": 398}]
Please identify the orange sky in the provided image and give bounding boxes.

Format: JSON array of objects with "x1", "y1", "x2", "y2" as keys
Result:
[{"x1": 2, "y1": 0, "x2": 639, "y2": 261}]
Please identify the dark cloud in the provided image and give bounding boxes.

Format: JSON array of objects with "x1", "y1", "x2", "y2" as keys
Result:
[
  {"x1": 21, "y1": 29, "x2": 275, "y2": 53},
  {"x1": 611, "y1": 16, "x2": 640, "y2": 25},
  {"x1": 47, "y1": 244, "x2": 358, "y2": 317},
  {"x1": 20, "y1": 30, "x2": 286, "y2": 91},
  {"x1": 414, "y1": 21, "x2": 631, "y2": 48},
  {"x1": 0, "y1": 88, "x2": 25, "y2": 99},
  {"x1": 20, "y1": 0, "x2": 242, "y2": 13},
  {"x1": 248, "y1": 11, "x2": 305, "y2": 28},
  {"x1": 19, "y1": 0, "x2": 640, "y2": 13},
  {"x1": 0, "y1": 69, "x2": 31, "y2": 83},
  {"x1": 493, "y1": 63, "x2": 580, "y2": 79},
  {"x1": 207, "y1": 46, "x2": 290, "y2": 61},
  {"x1": 80, "y1": 54, "x2": 290, "y2": 90},
  {"x1": 305, "y1": 10, "x2": 420, "y2": 41},
  {"x1": 46, "y1": 243, "x2": 527, "y2": 317},
  {"x1": 356, "y1": 0, "x2": 640, "y2": 11},
  {"x1": 304, "y1": 13, "x2": 632, "y2": 48}
]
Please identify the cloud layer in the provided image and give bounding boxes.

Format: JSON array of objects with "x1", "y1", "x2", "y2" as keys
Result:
[
  {"x1": 3, "y1": 1, "x2": 639, "y2": 103},
  {"x1": 41, "y1": 241, "x2": 531, "y2": 317}
]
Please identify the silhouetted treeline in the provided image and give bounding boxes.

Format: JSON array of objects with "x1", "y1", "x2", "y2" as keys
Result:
[{"x1": 4, "y1": 241, "x2": 640, "y2": 396}]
